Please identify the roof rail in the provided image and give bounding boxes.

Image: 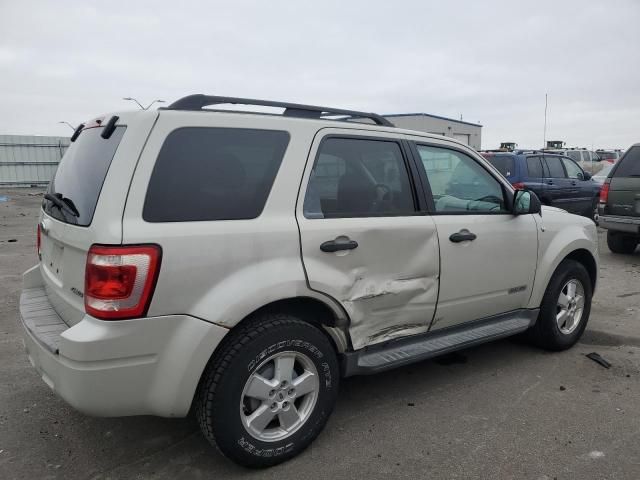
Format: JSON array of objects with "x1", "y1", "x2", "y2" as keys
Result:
[{"x1": 164, "y1": 94, "x2": 395, "y2": 127}]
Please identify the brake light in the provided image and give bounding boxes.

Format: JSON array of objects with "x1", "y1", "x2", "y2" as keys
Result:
[
  {"x1": 512, "y1": 182, "x2": 525, "y2": 190},
  {"x1": 85, "y1": 245, "x2": 161, "y2": 320},
  {"x1": 36, "y1": 223, "x2": 41, "y2": 258},
  {"x1": 599, "y1": 182, "x2": 610, "y2": 204}
]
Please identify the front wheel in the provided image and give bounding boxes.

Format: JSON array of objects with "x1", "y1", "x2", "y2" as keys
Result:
[
  {"x1": 195, "y1": 313, "x2": 339, "y2": 468},
  {"x1": 526, "y1": 259, "x2": 592, "y2": 351}
]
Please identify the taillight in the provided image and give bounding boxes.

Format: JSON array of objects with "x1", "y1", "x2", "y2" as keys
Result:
[
  {"x1": 85, "y1": 244, "x2": 161, "y2": 320},
  {"x1": 36, "y1": 223, "x2": 41, "y2": 258},
  {"x1": 512, "y1": 182, "x2": 525, "y2": 190},
  {"x1": 599, "y1": 182, "x2": 610, "y2": 204}
]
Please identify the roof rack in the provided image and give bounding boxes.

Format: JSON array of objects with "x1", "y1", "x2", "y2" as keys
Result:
[{"x1": 164, "y1": 94, "x2": 395, "y2": 127}]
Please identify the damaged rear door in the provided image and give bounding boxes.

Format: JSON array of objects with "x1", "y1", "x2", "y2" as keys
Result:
[{"x1": 296, "y1": 129, "x2": 440, "y2": 350}]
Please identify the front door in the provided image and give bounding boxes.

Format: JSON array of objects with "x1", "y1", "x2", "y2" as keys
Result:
[
  {"x1": 297, "y1": 129, "x2": 440, "y2": 350},
  {"x1": 410, "y1": 141, "x2": 539, "y2": 331},
  {"x1": 562, "y1": 157, "x2": 594, "y2": 215}
]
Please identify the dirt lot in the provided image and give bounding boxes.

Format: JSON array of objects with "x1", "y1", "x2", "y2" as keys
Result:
[{"x1": 1, "y1": 188, "x2": 639, "y2": 479}]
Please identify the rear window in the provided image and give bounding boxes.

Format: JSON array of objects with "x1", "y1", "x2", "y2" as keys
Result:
[
  {"x1": 44, "y1": 126, "x2": 126, "y2": 226},
  {"x1": 485, "y1": 155, "x2": 515, "y2": 178},
  {"x1": 143, "y1": 128, "x2": 289, "y2": 222},
  {"x1": 613, "y1": 146, "x2": 640, "y2": 177}
]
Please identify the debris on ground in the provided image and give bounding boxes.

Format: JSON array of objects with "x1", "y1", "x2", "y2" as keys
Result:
[
  {"x1": 586, "y1": 352, "x2": 612, "y2": 369},
  {"x1": 559, "y1": 386, "x2": 566, "y2": 391}
]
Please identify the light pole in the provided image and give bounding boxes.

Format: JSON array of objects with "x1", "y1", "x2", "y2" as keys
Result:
[
  {"x1": 123, "y1": 97, "x2": 166, "y2": 110},
  {"x1": 58, "y1": 121, "x2": 76, "y2": 131}
]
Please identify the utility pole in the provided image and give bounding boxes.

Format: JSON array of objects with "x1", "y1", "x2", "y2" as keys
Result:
[{"x1": 543, "y1": 93, "x2": 548, "y2": 150}]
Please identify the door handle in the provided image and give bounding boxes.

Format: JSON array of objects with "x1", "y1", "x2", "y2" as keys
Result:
[
  {"x1": 571, "y1": 180, "x2": 577, "y2": 186},
  {"x1": 449, "y1": 230, "x2": 477, "y2": 243},
  {"x1": 546, "y1": 180, "x2": 554, "y2": 185},
  {"x1": 320, "y1": 239, "x2": 359, "y2": 252}
]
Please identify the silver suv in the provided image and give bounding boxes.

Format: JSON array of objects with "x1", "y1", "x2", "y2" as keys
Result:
[{"x1": 20, "y1": 95, "x2": 598, "y2": 467}]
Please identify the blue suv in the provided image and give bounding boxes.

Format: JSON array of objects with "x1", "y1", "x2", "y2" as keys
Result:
[{"x1": 481, "y1": 150, "x2": 601, "y2": 219}]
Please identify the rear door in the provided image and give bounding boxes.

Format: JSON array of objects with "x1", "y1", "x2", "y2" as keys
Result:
[
  {"x1": 524, "y1": 155, "x2": 546, "y2": 200},
  {"x1": 38, "y1": 113, "x2": 156, "y2": 326},
  {"x1": 297, "y1": 129, "x2": 440, "y2": 350},
  {"x1": 608, "y1": 146, "x2": 640, "y2": 218}
]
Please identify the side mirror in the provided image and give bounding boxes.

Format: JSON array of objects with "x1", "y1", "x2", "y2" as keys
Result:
[
  {"x1": 582, "y1": 171, "x2": 592, "y2": 180},
  {"x1": 513, "y1": 189, "x2": 542, "y2": 216}
]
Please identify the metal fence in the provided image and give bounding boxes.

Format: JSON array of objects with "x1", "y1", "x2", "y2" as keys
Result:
[{"x1": 0, "y1": 135, "x2": 69, "y2": 187}]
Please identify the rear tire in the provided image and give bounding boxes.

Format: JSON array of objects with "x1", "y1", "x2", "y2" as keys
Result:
[
  {"x1": 607, "y1": 231, "x2": 638, "y2": 254},
  {"x1": 195, "y1": 313, "x2": 339, "y2": 468},
  {"x1": 526, "y1": 259, "x2": 592, "y2": 351}
]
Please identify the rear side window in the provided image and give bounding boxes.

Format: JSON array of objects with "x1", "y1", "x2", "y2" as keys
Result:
[
  {"x1": 485, "y1": 155, "x2": 515, "y2": 179},
  {"x1": 303, "y1": 137, "x2": 415, "y2": 218},
  {"x1": 566, "y1": 151, "x2": 582, "y2": 163},
  {"x1": 144, "y1": 128, "x2": 289, "y2": 222},
  {"x1": 613, "y1": 146, "x2": 640, "y2": 177},
  {"x1": 544, "y1": 156, "x2": 566, "y2": 178},
  {"x1": 45, "y1": 126, "x2": 126, "y2": 226},
  {"x1": 526, "y1": 156, "x2": 544, "y2": 178}
]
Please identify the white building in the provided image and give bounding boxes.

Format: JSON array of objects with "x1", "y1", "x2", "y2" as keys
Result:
[{"x1": 383, "y1": 113, "x2": 482, "y2": 150}]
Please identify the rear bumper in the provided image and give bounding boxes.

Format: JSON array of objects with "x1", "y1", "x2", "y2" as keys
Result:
[
  {"x1": 598, "y1": 215, "x2": 640, "y2": 234},
  {"x1": 19, "y1": 266, "x2": 228, "y2": 417}
]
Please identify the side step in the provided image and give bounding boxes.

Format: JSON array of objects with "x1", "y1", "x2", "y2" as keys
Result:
[{"x1": 342, "y1": 309, "x2": 538, "y2": 376}]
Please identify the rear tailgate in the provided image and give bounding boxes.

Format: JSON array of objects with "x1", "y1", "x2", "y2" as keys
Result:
[
  {"x1": 607, "y1": 146, "x2": 640, "y2": 217},
  {"x1": 38, "y1": 111, "x2": 158, "y2": 326}
]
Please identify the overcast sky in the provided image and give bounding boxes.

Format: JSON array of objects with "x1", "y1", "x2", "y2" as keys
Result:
[{"x1": 1, "y1": 0, "x2": 638, "y2": 149}]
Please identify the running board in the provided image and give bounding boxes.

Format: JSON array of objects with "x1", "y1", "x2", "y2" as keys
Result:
[{"x1": 342, "y1": 309, "x2": 539, "y2": 376}]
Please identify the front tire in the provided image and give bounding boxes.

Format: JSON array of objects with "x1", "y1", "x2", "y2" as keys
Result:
[
  {"x1": 607, "y1": 231, "x2": 638, "y2": 254},
  {"x1": 527, "y1": 259, "x2": 592, "y2": 351},
  {"x1": 195, "y1": 313, "x2": 339, "y2": 468}
]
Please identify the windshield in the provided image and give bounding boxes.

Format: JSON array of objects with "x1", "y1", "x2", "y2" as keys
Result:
[{"x1": 44, "y1": 126, "x2": 126, "y2": 226}]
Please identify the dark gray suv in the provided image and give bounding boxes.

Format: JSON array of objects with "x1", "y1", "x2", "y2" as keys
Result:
[{"x1": 598, "y1": 144, "x2": 640, "y2": 254}]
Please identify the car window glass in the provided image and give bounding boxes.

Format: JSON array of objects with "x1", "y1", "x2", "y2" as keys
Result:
[
  {"x1": 544, "y1": 156, "x2": 566, "y2": 178},
  {"x1": 567, "y1": 151, "x2": 582, "y2": 163},
  {"x1": 416, "y1": 145, "x2": 507, "y2": 213},
  {"x1": 562, "y1": 158, "x2": 583, "y2": 179},
  {"x1": 303, "y1": 137, "x2": 415, "y2": 218},
  {"x1": 526, "y1": 156, "x2": 544, "y2": 178},
  {"x1": 613, "y1": 146, "x2": 640, "y2": 176},
  {"x1": 143, "y1": 127, "x2": 289, "y2": 222},
  {"x1": 485, "y1": 155, "x2": 514, "y2": 179}
]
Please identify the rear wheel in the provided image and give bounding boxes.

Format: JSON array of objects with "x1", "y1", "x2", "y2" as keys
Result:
[
  {"x1": 195, "y1": 313, "x2": 339, "y2": 468},
  {"x1": 527, "y1": 259, "x2": 592, "y2": 350},
  {"x1": 607, "y1": 231, "x2": 638, "y2": 254}
]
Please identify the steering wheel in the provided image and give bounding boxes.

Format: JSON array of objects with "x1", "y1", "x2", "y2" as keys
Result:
[{"x1": 476, "y1": 194, "x2": 503, "y2": 205}]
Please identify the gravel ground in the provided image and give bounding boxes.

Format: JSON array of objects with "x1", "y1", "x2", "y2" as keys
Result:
[{"x1": 1, "y1": 188, "x2": 639, "y2": 480}]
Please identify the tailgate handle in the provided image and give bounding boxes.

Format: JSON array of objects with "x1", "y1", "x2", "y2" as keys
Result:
[{"x1": 320, "y1": 239, "x2": 358, "y2": 253}]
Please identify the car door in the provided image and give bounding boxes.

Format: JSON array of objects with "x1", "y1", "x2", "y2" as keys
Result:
[
  {"x1": 524, "y1": 155, "x2": 547, "y2": 201},
  {"x1": 542, "y1": 155, "x2": 576, "y2": 212},
  {"x1": 297, "y1": 129, "x2": 440, "y2": 350},
  {"x1": 562, "y1": 156, "x2": 594, "y2": 215},
  {"x1": 410, "y1": 140, "x2": 538, "y2": 331}
]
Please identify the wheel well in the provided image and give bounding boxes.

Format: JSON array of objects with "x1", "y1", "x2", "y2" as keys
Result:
[
  {"x1": 239, "y1": 297, "x2": 352, "y2": 353},
  {"x1": 565, "y1": 249, "x2": 597, "y2": 291}
]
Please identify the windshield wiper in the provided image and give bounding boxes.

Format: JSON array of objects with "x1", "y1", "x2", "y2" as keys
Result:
[{"x1": 44, "y1": 193, "x2": 80, "y2": 217}]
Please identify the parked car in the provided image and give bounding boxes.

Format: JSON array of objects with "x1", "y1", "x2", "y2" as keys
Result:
[
  {"x1": 591, "y1": 162, "x2": 615, "y2": 186},
  {"x1": 481, "y1": 151, "x2": 601, "y2": 219},
  {"x1": 598, "y1": 144, "x2": 640, "y2": 254},
  {"x1": 20, "y1": 95, "x2": 598, "y2": 468},
  {"x1": 595, "y1": 150, "x2": 621, "y2": 164}
]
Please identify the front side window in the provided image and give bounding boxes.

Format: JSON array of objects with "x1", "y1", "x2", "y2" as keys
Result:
[
  {"x1": 303, "y1": 137, "x2": 415, "y2": 218},
  {"x1": 544, "y1": 156, "x2": 566, "y2": 178},
  {"x1": 144, "y1": 128, "x2": 289, "y2": 222},
  {"x1": 416, "y1": 145, "x2": 507, "y2": 213},
  {"x1": 562, "y1": 158, "x2": 584, "y2": 179}
]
